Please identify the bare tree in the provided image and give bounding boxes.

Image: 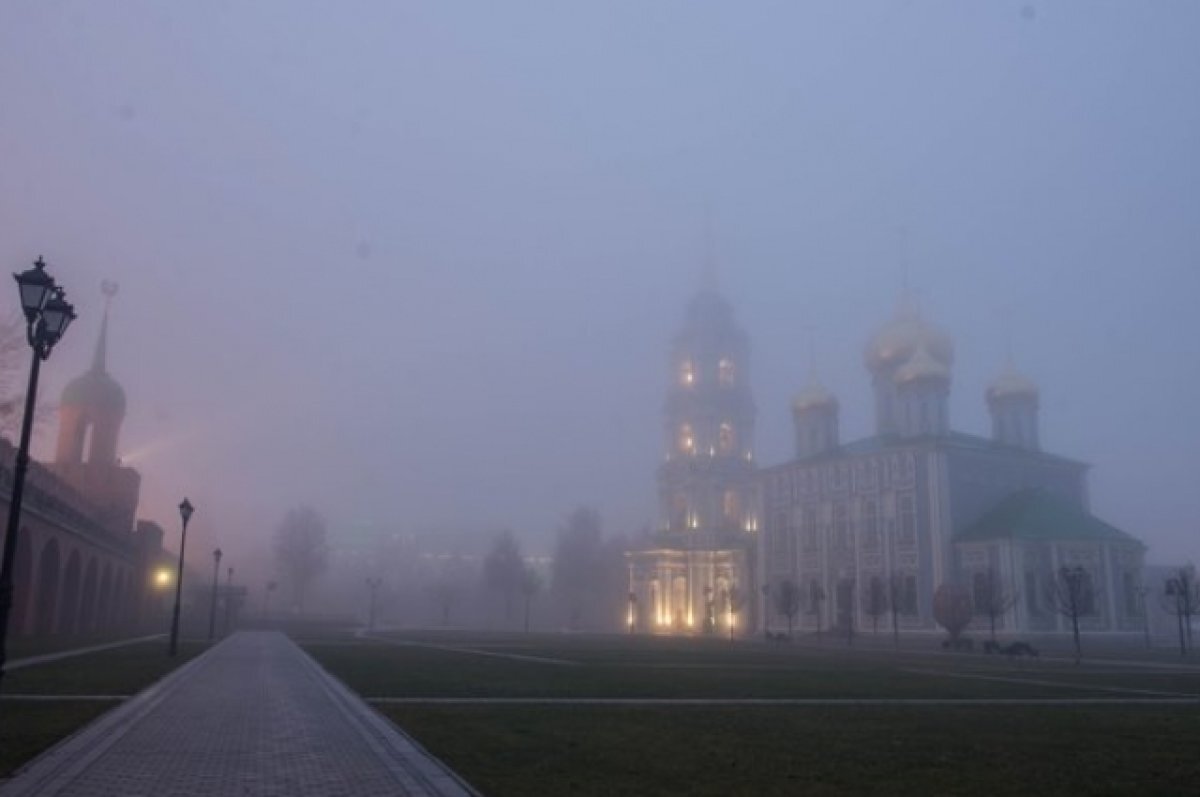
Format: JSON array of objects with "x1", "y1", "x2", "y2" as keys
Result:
[
  {"x1": 975, "y1": 568, "x2": 1016, "y2": 643},
  {"x1": 273, "y1": 506, "x2": 330, "y2": 615},
  {"x1": 520, "y1": 564, "x2": 542, "y2": 633},
  {"x1": 1046, "y1": 565, "x2": 1095, "y2": 664},
  {"x1": 809, "y1": 581, "x2": 826, "y2": 638},
  {"x1": 775, "y1": 578, "x2": 802, "y2": 637},
  {"x1": 863, "y1": 576, "x2": 888, "y2": 635},
  {"x1": 483, "y1": 530, "x2": 525, "y2": 626},
  {"x1": 550, "y1": 506, "x2": 607, "y2": 630},
  {"x1": 1161, "y1": 565, "x2": 1199, "y2": 656},
  {"x1": 933, "y1": 583, "x2": 973, "y2": 643}
]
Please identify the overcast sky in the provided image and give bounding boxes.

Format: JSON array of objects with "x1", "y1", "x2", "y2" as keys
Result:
[{"x1": 1, "y1": 2, "x2": 1197, "y2": 572}]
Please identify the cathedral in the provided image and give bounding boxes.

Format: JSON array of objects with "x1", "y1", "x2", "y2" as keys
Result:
[{"x1": 628, "y1": 284, "x2": 1147, "y2": 639}]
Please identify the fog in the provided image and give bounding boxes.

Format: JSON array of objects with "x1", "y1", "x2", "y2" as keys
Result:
[{"x1": 1, "y1": 2, "x2": 1197, "y2": 603}]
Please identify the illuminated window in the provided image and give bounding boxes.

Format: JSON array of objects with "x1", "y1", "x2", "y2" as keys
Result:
[
  {"x1": 718, "y1": 422, "x2": 735, "y2": 455},
  {"x1": 718, "y1": 357, "x2": 735, "y2": 386},
  {"x1": 723, "y1": 490, "x2": 740, "y2": 523},
  {"x1": 678, "y1": 423, "x2": 695, "y2": 455},
  {"x1": 679, "y1": 360, "x2": 695, "y2": 387}
]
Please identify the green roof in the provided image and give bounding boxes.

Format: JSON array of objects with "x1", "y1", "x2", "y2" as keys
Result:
[{"x1": 957, "y1": 489, "x2": 1141, "y2": 546}]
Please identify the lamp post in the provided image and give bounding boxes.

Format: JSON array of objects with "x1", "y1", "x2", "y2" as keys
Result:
[
  {"x1": 224, "y1": 566, "x2": 234, "y2": 634},
  {"x1": 208, "y1": 548, "x2": 222, "y2": 640},
  {"x1": 168, "y1": 498, "x2": 194, "y2": 656},
  {"x1": 0, "y1": 258, "x2": 75, "y2": 693},
  {"x1": 365, "y1": 578, "x2": 381, "y2": 631}
]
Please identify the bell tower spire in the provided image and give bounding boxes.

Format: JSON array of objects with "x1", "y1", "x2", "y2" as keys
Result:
[
  {"x1": 91, "y1": 280, "x2": 118, "y2": 373},
  {"x1": 52, "y1": 280, "x2": 141, "y2": 533}
]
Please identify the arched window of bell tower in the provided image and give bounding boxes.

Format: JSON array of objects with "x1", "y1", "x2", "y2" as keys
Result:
[
  {"x1": 718, "y1": 357, "x2": 735, "y2": 386},
  {"x1": 81, "y1": 421, "x2": 95, "y2": 464},
  {"x1": 718, "y1": 422, "x2": 735, "y2": 455},
  {"x1": 679, "y1": 360, "x2": 695, "y2": 387},
  {"x1": 678, "y1": 423, "x2": 695, "y2": 455}
]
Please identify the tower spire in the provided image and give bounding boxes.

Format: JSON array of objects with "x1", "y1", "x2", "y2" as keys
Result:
[{"x1": 92, "y1": 280, "x2": 118, "y2": 373}]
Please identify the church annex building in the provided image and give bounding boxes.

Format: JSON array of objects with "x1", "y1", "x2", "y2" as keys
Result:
[{"x1": 628, "y1": 285, "x2": 1147, "y2": 639}]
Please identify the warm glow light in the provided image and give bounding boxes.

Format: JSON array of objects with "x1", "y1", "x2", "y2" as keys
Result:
[{"x1": 154, "y1": 569, "x2": 171, "y2": 587}]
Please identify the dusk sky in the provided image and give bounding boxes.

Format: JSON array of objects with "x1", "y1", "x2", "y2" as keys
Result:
[{"x1": 1, "y1": 2, "x2": 1197, "y2": 573}]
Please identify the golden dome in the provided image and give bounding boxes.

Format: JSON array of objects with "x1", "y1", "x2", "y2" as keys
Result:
[
  {"x1": 864, "y1": 296, "x2": 954, "y2": 372},
  {"x1": 986, "y1": 361, "x2": 1038, "y2": 402},
  {"x1": 894, "y1": 345, "x2": 950, "y2": 386},
  {"x1": 792, "y1": 381, "x2": 838, "y2": 413}
]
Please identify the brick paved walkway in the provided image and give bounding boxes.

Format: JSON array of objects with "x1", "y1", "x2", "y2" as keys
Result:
[{"x1": 0, "y1": 631, "x2": 477, "y2": 796}]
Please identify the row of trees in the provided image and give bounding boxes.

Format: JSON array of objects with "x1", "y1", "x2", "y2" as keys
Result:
[{"x1": 480, "y1": 506, "x2": 629, "y2": 632}]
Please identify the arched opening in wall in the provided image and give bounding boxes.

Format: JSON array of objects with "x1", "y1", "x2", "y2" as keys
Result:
[
  {"x1": 722, "y1": 490, "x2": 740, "y2": 526},
  {"x1": 671, "y1": 576, "x2": 688, "y2": 630},
  {"x1": 677, "y1": 423, "x2": 695, "y2": 456},
  {"x1": 81, "y1": 421, "x2": 95, "y2": 464},
  {"x1": 80, "y1": 557, "x2": 99, "y2": 633},
  {"x1": 718, "y1": 357, "x2": 735, "y2": 386},
  {"x1": 718, "y1": 422, "x2": 735, "y2": 455},
  {"x1": 35, "y1": 539, "x2": 61, "y2": 635},
  {"x1": 678, "y1": 359, "x2": 695, "y2": 387},
  {"x1": 715, "y1": 576, "x2": 731, "y2": 630},
  {"x1": 98, "y1": 563, "x2": 113, "y2": 631},
  {"x1": 59, "y1": 550, "x2": 82, "y2": 635},
  {"x1": 649, "y1": 580, "x2": 662, "y2": 627},
  {"x1": 12, "y1": 529, "x2": 34, "y2": 635},
  {"x1": 670, "y1": 494, "x2": 687, "y2": 533}
]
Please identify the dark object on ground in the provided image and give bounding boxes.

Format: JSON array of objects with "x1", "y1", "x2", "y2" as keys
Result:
[
  {"x1": 941, "y1": 637, "x2": 974, "y2": 652},
  {"x1": 1002, "y1": 641, "x2": 1039, "y2": 657},
  {"x1": 983, "y1": 640, "x2": 1038, "y2": 657}
]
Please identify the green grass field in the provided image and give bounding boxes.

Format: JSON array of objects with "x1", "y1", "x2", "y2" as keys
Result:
[
  {"x1": 0, "y1": 639, "x2": 209, "y2": 776},
  {"x1": 304, "y1": 630, "x2": 1200, "y2": 796}
]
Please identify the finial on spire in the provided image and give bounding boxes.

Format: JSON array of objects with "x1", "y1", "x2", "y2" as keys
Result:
[{"x1": 91, "y1": 280, "x2": 117, "y2": 373}]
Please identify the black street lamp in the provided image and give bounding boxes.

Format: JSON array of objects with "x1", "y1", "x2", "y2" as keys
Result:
[
  {"x1": 224, "y1": 566, "x2": 234, "y2": 634},
  {"x1": 0, "y1": 258, "x2": 75, "y2": 693},
  {"x1": 208, "y1": 548, "x2": 222, "y2": 640},
  {"x1": 366, "y1": 578, "x2": 381, "y2": 631},
  {"x1": 168, "y1": 498, "x2": 194, "y2": 656}
]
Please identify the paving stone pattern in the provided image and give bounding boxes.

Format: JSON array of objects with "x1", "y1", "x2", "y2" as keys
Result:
[{"x1": 1, "y1": 632, "x2": 477, "y2": 797}]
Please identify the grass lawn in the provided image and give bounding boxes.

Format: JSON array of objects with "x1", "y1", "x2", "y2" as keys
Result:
[
  {"x1": 0, "y1": 702, "x2": 113, "y2": 777},
  {"x1": 5, "y1": 632, "x2": 161, "y2": 661},
  {"x1": 0, "y1": 639, "x2": 210, "y2": 776},
  {"x1": 303, "y1": 631, "x2": 1200, "y2": 795},
  {"x1": 4, "y1": 639, "x2": 209, "y2": 695},
  {"x1": 381, "y1": 704, "x2": 1200, "y2": 797}
]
